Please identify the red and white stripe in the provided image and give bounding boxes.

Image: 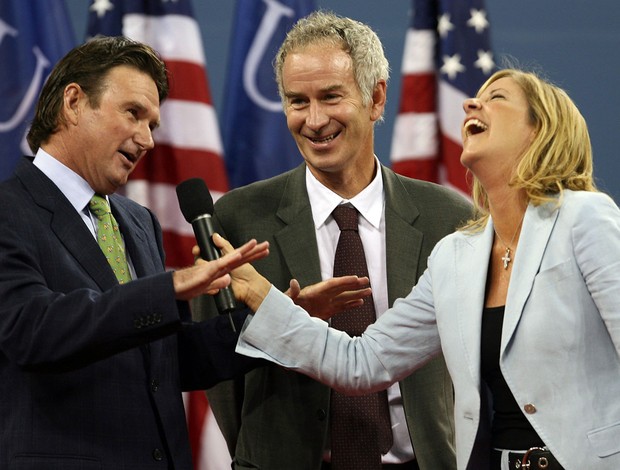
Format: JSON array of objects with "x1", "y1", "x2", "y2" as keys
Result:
[
  {"x1": 390, "y1": 23, "x2": 471, "y2": 196},
  {"x1": 121, "y1": 13, "x2": 229, "y2": 269},
  {"x1": 118, "y1": 11, "x2": 231, "y2": 470}
]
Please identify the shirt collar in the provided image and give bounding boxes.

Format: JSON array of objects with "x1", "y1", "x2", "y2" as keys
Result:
[
  {"x1": 306, "y1": 157, "x2": 384, "y2": 229},
  {"x1": 33, "y1": 148, "x2": 96, "y2": 213}
]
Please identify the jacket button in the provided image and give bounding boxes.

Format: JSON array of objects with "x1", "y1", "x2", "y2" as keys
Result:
[
  {"x1": 151, "y1": 379, "x2": 159, "y2": 392},
  {"x1": 152, "y1": 448, "x2": 163, "y2": 461},
  {"x1": 524, "y1": 403, "x2": 537, "y2": 414},
  {"x1": 316, "y1": 409, "x2": 327, "y2": 421}
]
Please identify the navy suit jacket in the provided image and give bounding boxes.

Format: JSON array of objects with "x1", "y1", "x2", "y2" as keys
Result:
[{"x1": 0, "y1": 158, "x2": 250, "y2": 470}]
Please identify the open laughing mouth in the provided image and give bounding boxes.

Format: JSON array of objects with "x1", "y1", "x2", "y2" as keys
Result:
[{"x1": 464, "y1": 118, "x2": 488, "y2": 137}]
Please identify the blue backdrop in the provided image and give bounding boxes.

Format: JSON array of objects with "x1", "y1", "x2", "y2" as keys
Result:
[{"x1": 65, "y1": 0, "x2": 620, "y2": 201}]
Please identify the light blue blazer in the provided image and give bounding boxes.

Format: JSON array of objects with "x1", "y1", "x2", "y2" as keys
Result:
[{"x1": 238, "y1": 190, "x2": 620, "y2": 470}]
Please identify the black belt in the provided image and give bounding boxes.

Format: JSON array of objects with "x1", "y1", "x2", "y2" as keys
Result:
[
  {"x1": 322, "y1": 460, "x2": 419, "y2": 470},
  {"x1": 492, "y1": 447, "x2": 564, "y2": 470}
]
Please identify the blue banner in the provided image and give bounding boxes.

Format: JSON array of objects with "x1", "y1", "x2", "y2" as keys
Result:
[
  {"x1": 223, "y1": 0, "x2": 316, "y2": 188},
  {"x1": 0, "y1": 0, "x2": 75, "y2": 181}
]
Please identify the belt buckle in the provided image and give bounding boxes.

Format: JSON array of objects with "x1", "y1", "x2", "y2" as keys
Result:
[{"x1": 517, "y1": 447, "x2": 549, "y2": 469}]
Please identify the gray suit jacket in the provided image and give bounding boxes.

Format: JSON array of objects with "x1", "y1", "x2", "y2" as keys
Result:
[
  {"x1": 238, "y1": 190, "x2": 620, "y2": 470},
  {"x1": 194, "y1": 163, "x2": 472, "y2": 469}
]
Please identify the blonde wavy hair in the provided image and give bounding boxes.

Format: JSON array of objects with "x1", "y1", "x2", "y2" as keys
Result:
[{"x1": 466, "y1": 69, "x2": 596, "y2": 231}]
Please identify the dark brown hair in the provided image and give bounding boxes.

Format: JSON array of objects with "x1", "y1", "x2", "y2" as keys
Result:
[{"x1": 27, "y1": 36, "x2": 169, "y2": 152}]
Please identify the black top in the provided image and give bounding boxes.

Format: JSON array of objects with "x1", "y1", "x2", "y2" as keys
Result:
[{"x1": 480, "y1": 305, "x2": 545, "y2": 449}]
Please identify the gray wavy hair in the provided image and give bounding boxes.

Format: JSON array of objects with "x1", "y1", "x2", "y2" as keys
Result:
[{"x1": 274, "y1": 10, "x2": 390, "y2": 115}]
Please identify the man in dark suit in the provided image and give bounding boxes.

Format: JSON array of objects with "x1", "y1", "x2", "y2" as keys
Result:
[
  {"x1": 192, "y1": 11, "x2": 471, "y2": 470},
  {"x1": 0, "y1": 36, "x2": 269, "y2": 470}
]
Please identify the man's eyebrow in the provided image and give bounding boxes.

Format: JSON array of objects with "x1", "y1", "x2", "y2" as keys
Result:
[
  {"x1": 319, "y1": 84, "x2": 344, "y2": 93},
  {"x1": 284, "y1": 91, "x2": 304, "y2": 99},
  {"x1": 285, "y1": 84, "x2": 344, "y2": 98}
]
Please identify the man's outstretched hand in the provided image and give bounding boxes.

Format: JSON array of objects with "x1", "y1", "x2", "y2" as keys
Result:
[
  {"x1": 173, "y1": 238, "x2": 269, "y2": 301},
  {"x1": 286, "y1": 276, "x2": 372, "y2": 321}
]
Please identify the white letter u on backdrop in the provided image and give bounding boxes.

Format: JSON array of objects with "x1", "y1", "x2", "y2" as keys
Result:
[{"x1": 242, "y1": 0, "x2": 294, "y2": 113}]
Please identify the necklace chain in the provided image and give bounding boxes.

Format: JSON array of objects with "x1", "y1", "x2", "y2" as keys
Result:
[{"x1": 493, "y1": 213, "x2": 525, "y2": 270}]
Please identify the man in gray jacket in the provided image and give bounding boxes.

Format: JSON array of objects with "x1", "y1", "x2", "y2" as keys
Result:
[{"x1": 193, "y1": 11, "x2": 471, "y2": 470}]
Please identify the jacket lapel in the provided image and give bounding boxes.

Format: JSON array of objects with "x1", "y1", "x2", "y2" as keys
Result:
[
  {"x1": 110, "y1": 196, "x2": 161, "y2": 279},
  {"x1": 501, "y1": 201, "x2": 560, "y2": 352},
  {"x1": 16, "y1": 160, "x2": 118, "y2": 291},
  {"x1": 273, "y1": 165, "x2": 322, "y2": 286},
  {"x1": 453, "y1": 201, "x2": 560, "y2": 384},
  {"x1": 381, "y1": 166, "x2": 423, "y2": 303},
  {"x1": 455, "y1": 223, "x2": 493, "y2": 387},
  {"x1": 53, "y1": 207, "x2": 119, "y2": 290}
]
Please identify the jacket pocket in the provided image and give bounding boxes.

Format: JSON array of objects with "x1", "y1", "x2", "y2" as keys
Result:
[
  {"x1": 537, "y1": 258, "x2": 574, "y2": 283},
  {"x1": 10, "y1": 453, "x2": 102, "y2": 470},
  {"x1": 587, "y1": 421, "x2": 620, "y2": 457},
  {"x1": 233, "y1": 456, "x2": 260, "y2": 469}
]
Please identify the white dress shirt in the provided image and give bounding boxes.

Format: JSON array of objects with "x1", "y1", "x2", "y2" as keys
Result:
[{"x1": 305, "y1": 161, "x2": 415, "y2": 463}]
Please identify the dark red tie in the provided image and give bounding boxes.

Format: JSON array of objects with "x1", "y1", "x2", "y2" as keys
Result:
[{"x1": 329, "y1": 205, "x2": 393, "y2": 470}]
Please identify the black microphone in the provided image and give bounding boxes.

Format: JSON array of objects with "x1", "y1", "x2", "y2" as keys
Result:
[{"x1": 176, "y1": 178, "x2": 237, "y2": 318}]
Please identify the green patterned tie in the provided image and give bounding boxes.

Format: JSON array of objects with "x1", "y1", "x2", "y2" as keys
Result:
[{"x1": 89, "y1": 194, "x2": 132, "y2": 284}]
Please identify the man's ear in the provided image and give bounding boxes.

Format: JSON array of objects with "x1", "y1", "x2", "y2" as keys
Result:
[
  {"x1": 63, "y1": 83, "x2": 84, "y2": 126},
  {"x1": 370, "y1": 79, "x2": 387, "y2": 122}
]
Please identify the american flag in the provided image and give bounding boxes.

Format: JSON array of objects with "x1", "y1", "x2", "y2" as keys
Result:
[
  {"x1": 87, "y1": 0, "x2": 231, "y2": 469},
  {"x1": 390, "y1": 0, "x2": 494, "y2": 195}
]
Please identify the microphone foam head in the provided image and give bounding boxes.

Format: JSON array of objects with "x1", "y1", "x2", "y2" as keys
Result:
[{"x1": 176, "y1": 178, "x2": 214, "y2": 223}]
